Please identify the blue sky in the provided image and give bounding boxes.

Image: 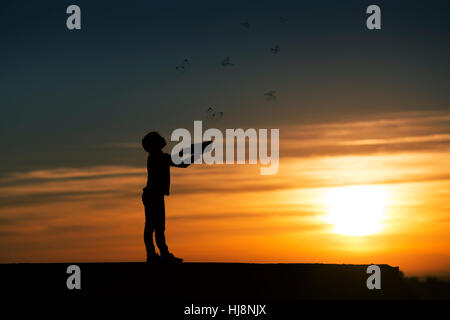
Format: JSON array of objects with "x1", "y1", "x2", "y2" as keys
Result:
[{"x1": 1, "y1": 0, "x2": 449, "y2": 173}]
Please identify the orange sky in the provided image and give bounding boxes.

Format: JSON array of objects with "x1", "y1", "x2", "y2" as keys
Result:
[{"x1": 1, "y1": 110, "x2": 449, "y2": 279}]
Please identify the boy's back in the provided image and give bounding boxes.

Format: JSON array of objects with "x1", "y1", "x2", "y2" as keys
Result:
[{"x1": 145, "y1": 152, "x2": 171, "y2": 196}]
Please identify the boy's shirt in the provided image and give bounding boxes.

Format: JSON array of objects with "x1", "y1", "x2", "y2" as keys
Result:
[{"x1": 145, "y1": 152, "x2": 171, "y2": 196}]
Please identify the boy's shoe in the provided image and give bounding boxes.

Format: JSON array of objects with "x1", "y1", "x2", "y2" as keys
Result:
[
  {"x1": 161, "y1": 252, "x2": 183, "y2": 264},
  {"x1": 146, "y1": 253, "x2": 161, "y2": 264}
]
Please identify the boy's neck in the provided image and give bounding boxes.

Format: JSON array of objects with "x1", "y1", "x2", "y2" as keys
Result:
[{"x1": 150, "y1": 149, "x2": 163, "y2": 155}]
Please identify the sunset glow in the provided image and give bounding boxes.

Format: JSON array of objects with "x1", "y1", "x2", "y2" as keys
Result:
[
  {"x1": 1, "y1": 110, "x2": 449, "y2": 278},
  {"x1": 323, "y1": 185, "x2": 388, "y2": 236},
  {"x1": 1, "y1": 0, "x2": 449, "y2": 283}
]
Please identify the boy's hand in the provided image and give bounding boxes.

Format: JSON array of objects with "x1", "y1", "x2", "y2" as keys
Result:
[
  {"x1": 172, "y1": 140, "x2": 214, "y2": 168},
  {"x1": 202, "y1": 140, "x2": 213, "y2": 152}
]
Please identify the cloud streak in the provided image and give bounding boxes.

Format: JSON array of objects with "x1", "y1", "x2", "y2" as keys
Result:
[{"x1": 1, "y1": 110, "x2": 450, "y2": 271}]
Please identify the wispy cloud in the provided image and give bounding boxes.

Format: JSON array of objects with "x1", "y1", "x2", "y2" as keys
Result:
[
  {"x1": 282, "y1": 110, "x2": 450, "y2": 158},
  {"x1": 1, "y1": 111, "x2": 449, "y2": 269}
]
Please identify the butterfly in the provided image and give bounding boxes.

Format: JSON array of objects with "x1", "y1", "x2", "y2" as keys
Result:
[
  {"x1": 175, "y1": 58, "x2": 190, "y2": 72},
  {"x1": 264, "y1": 90, "x2": 277, "y2": 100},
  {"x1": 221, "y1": 56, "x2": 234, "y2": 67},
  {"x1": 206, "y1": 107, "x2": 224, "y2": 120},
  {"x1": 270, "y1": 45, "x2": 280, "y2": 55}
]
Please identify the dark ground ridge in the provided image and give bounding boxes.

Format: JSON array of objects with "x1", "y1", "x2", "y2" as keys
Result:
[{"x1": 1, "y1": 262, "x2": 449, "y2": 300}]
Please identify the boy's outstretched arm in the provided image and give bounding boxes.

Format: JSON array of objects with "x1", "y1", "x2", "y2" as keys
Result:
[
  {"x1": 169, "y1": 152, "x2": 194, "y2": 168},
  {"x1": 169, "y1": 141, "x2": 213, "y2": 168}
]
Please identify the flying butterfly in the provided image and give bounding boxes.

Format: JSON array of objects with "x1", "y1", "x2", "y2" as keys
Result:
[
  {"x1": 270, "y1": 45, "x2": 280, "y2": 55},
  {"x1": 176, "y1": 58, "x2": 190, "y2": 73},
  {"x1": 221, "y1": 56, "x2": 234, "y2": 67},
  {"x1": 206, "y1": 107, "x2": 224, "y2": 120},
  {"x1": 264, "y1": 90, "x2": 277, "y2": 100}
]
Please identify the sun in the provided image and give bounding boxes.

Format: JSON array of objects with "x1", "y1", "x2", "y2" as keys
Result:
[{"x1": 323, "y1": 185, "x2": 388, "y2": 236}]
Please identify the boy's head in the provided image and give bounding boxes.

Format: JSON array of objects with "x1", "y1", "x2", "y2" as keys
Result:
[{"x1": 142, "y1": 132, "x2": 167, "y2": 153}]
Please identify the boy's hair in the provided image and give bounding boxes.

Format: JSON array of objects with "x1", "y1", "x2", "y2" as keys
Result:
[{"x1": 142, "y1": 131, "x2": 166, "y2": 152}]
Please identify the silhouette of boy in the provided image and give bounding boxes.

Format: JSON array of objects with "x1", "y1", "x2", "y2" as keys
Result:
[{"x1": 141, "y1": 132, "x2": 188, "y2": 264}]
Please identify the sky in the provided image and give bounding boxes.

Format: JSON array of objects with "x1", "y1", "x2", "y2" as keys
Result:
[{"x1": 1, "y1": 1, "x2": 449, "y2": 278}]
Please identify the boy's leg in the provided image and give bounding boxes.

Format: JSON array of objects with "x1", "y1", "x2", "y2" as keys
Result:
[
  {"x1": 144, "y1": 205, "x2": 158, "y2": 259},
  {"x1": 153, "y1": 195, "x2": 169, "y2": 255},
  {"x1": 154, "y1": 196, "x2": 183, "y2": 263},
  {"x1": 143, "y1": 191, "x2": 159, "y2": 262}
]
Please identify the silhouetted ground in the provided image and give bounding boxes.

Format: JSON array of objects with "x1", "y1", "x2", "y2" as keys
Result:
[{"x1": 1, "y1": 263, "x2": 449, "y2": 300}]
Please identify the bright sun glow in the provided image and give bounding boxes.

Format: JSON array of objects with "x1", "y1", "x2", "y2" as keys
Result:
[{"x1": 323, "y1": 185, "x2": 388, "y2": 236}]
